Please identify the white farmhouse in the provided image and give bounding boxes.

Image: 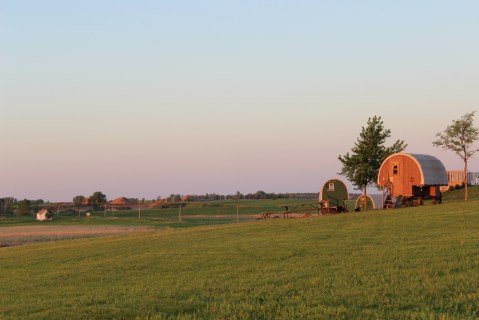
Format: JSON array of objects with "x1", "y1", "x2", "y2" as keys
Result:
[{"x1": 36, "y1": 209, "x2": 52, "y2": 221}]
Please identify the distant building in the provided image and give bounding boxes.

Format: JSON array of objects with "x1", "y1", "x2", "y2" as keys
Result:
[
  {"x1": 447, "y1": 170, "x2": 479, "y2": 186},
  {"x1": 110, "y1": 197, "x2": 136, "y2": 205},
  {"x1": 36, "y1": 209, "x2": 52, "y2": 221}
]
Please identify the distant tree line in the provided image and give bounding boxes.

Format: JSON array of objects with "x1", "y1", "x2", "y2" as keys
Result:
[
  {"x1": 0, "y1": 198, "x2": 45, "y2": 216},
  {"x1": 72, "y1": 191, "x2": 107, "y2": 209},
  {"x1": 169, "y1": 191, "x2": 318, "y2": 202}
]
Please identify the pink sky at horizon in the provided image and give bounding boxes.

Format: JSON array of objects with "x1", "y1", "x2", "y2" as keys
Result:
[{"x1": 1, "y1": 1, "x2": 478, "y2": 202}]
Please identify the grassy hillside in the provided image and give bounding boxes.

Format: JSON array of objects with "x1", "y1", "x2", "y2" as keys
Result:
[
  {"x1": 442, "y1": 185, "x2": 479, "y2": 202},
  {"x1": 2, "y1": 200, "x2": 479, "y2": 319}
]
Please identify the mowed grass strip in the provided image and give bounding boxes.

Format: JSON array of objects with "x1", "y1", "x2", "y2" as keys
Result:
[
  {"x1": 0, "y1": 226, "x2": 155, "y2": 247},
  {"x1": 1, "y1": 201, "x2": 479, "y2": 319}
]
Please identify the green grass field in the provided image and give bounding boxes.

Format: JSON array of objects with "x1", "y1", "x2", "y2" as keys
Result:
[
  {"x1": 2, "y1": 194, "x2": 479, "y2": 319},
  {"x1": 0, "y1": 198, "x2": 317, "y2": 229}
]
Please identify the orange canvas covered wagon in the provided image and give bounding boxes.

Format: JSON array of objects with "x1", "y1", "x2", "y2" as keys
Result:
[{"x1": 377, "y1": 153, "x2": 448, "y2": 206}]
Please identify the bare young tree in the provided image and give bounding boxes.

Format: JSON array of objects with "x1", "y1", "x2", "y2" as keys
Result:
[{"x1": 433, "y1": 111, "x2": 479, "y2": 201}]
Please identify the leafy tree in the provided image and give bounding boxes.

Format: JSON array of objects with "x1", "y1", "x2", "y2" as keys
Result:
[
  {"x1": 73, "y1": 195, "x2": 85, "y2": 207},
  {"x1": 90, "y1": 191, "x2": 107, "y2": 209},
  {"x1": 167, "y1": 194, "x2": 183, "y2": 202},
  {"x1": 338, "y1": 116, "x2": 407, "y2": 210},
  {"x1": 16, "y1": 199, "x2": 32, "y2": 216},
  {"x1": 73, "y1": 195, "x2": 85, "y2": 217},
  {"x1": 254, "y1": 190, "x2": 267, "y2": 199},
  {"x1": 31, "y1": 199, "x2": 44, "y2": 212},
  {"x1": 433, "y1": 111, "x2": 479, "y2": 201}
]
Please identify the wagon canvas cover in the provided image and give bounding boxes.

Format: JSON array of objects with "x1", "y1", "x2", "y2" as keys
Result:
[{"x1": 408, "y1": 153, "x2": 448, "y2": 186}]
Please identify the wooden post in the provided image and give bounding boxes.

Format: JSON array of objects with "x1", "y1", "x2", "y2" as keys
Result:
[
  {"x1": 236, "y1": 206, "x2": 239, "y2": 223},
  {"x1": 381, "y1": 187, "x2": 384, "y2": 210},
  {"x1": 363, "y1": 187, "x2": 368, "y2": 211},
  {"x1": 464, "y1": 160, "x2": 469, "y2": 201},
  {"x1": 179, "y1": 204, "x2": 182, "y2": 221}
]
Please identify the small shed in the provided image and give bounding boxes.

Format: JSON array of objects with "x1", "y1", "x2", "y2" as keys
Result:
[
  {"x1": 319, "y1": 179, "x2": 349, "y2": 209},
  {"x1": 377, "y1": 153, "x2": 448, "y2": 200},
  {"x1": 36, "y1": 209, "x2": 52, "y2": 221}
]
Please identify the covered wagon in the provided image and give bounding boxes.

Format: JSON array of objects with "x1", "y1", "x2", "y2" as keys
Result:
[
  {"x1": 377, "y1": 153, "x2": 448, "y2": 207},
  {"x1": 319, "y1": 179, "x2": 349, "y2": 212},
  {"x1": 355, "y1": 195, "x2": 376, "y2": 211}
]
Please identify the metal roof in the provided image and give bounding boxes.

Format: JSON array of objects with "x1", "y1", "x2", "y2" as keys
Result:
[{"x1": 407, "y1": 153, "x2": 448, "y2": 185}]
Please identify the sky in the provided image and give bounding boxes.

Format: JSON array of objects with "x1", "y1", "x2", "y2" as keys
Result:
[{"x1": 1, "y1": 1, "x2": 478, "y2": 202}]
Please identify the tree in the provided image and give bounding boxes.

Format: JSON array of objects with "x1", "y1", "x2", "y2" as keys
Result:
[
  {"x1": 16, "y1": 199, "x2": 32, "y2": 216},
  {"x1": 338, "y1": 116, "x2": 407, "y2": 210},
  {"x1": 30, "y1": 199, "x2": 44, "y2": 213},
  {"x1": 235, "y1": 191, "x2": 242, "y2": 200},
  {"x1": 0, "y1": 197, "x2": 16, "y2": 215},
  {"x1": 73, "y1": 195, "x2": 85, "y2": 217},
  {"x1": 433, "y1": 111, "x2": 479, "y2": 201},
  {"x1": 254, "y1": 190, "x2": 267, "y2": 199},
  {"x1": 90, "y1": 191, "x2": 107, "y2": 209},
  {"x1": 73, "y1": 195, "x2": 85, "y2": 207}
]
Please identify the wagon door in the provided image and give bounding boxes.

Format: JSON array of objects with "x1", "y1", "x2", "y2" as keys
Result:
[{"x1": 389, "y1": 157, "x2": 404, "y2": 196}]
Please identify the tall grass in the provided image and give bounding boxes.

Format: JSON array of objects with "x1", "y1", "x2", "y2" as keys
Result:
[{"x1": 2, "y1": 200, "x2": 479, "y2": 319}]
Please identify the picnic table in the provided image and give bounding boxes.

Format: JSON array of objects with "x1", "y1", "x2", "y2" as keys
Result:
[
  {"x1": 279, "y1": 201, "x2": 339, "y2": 217},
  {"x1": 259, "y1": 201, "x2": 345, "y2": 220},
  {"x1": 281, "y1": 200, "x2": 338, "y2": 216}
]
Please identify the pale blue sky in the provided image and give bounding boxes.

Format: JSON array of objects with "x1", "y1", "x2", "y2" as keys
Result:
[{"x1": 1, "y1": 1, "x2": 478, "y2": 201}]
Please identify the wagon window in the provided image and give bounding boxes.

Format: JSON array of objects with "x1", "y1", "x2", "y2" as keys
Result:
[
  {"x1": 328, "y1": 183, "x2": 335, "y2": 191},
  {"x1": 393, "y1": 162, "x2": 399, "y2": 175}
]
